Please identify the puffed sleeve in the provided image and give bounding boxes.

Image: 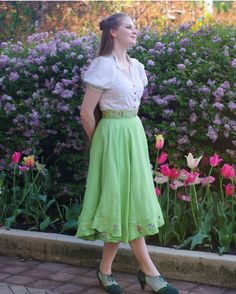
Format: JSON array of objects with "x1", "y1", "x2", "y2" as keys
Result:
[
  {"x1": 137, "y1": 61, "x2": 148, "y2": 87},
  {"x1": 82, "y1": 56, "x2": 115, "y2": 93}
]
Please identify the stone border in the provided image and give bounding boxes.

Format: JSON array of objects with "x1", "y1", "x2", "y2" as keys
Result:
[{"x1": 0, "y1": 228, "x2": 235, "y2": 289}]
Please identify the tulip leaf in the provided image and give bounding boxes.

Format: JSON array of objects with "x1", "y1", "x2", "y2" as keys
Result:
[{"x1": 40, "y1": 217, "x2": 51, "y2": 231}]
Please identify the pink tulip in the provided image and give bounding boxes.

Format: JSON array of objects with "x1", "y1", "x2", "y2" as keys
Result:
[
  {"x1": 157, "y1": 152, "x2": 168, "y2": 164},
  {"x1": 225, "y1": 183, "x2": 234, "y2": 196},
  {"x1": 210, "y1": 154, "x2": 223, "y2": 167},
  {"x1": 184, "y1": 172, "x2": 200, "y2": 186},
  {"x1": 12, "y1": 151, "x2": 22, "y2": 164},
  {"x1": 155, "y1": 187, "x2": 161, "y2": 197},
  {"x1": 200, "y1": 176, "x2": 215, "y2": 186},
  {"x1": 169, "y1": 168, "x2": 180, "y2": 180},
  {"x1": 155, "y1": 134, "x2": 164, "y2": 150},
  {"x1": 160, "y1": 164, "x2": 171, "y2": 177},
  {"x1": 221, "y1": 164, "x2": 235, "y2": 179},
  {"x1": 19, "y1": 165, "x2": 29, "y2": 172},
  {"x1": 177, "y1": 193, "x2": 191, "y2": 202},
  {"x1": 170, "y1": 180, "x2": 184, "y2": 190}
]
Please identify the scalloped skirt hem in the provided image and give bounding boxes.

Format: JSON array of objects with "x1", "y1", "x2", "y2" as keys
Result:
[{"x1": 75, "y1": 220, "x2": 165, "y2": 244}]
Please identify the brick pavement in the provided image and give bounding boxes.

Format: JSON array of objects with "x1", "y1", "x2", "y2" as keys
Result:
[{"x1": 0, "y1": 255, "x2": 235, "y2": 294}]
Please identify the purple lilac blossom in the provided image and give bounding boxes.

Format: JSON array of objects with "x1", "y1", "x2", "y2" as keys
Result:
[
  {"x1": 189, "y1": 113, "x2": 197, "y2": 123},
  {"x1": 212, "y1": 36, "x2": 222, "y2": 43},
  {"x1": 179, "y1": 38, "x2": 190, "y2": 47},
  {"x1": 0, "y1": 55, "x2": 10, "y2": 68},
  {"x1": 213, "y1": 113, "x2": 221, "y2": 125},
  {"x1": 207, "y1": 126, "x2": 218, "y2": 142},
  {"x1": 9, "y1": 72, "x2": 19, "y2": 81},
  {"x1": 187, "y1": 79, "x2": 193, "y2": 87},
  {"x1": 177, "y1": 64, "x2": 185, "y2": 70},
  {"x1": 177, "y1": 135, "x2": 190, "y2": 145},
  {"x1": 147, "y1": 60, "x2": 155, "y2": 67},
  {"x1": 167, "y1": 48, "x2": 174, "y2": 54},
  {"x1": 213, "y1": 102, "x2": 224, "y2": 110},
  {"x1": 221, "y1": 81, "x2": 230, "y2": 89},
  {"x1": 228, "y1": 102, "x2": 236, "y2": 110},
  {"x1": 231, "y1": 59, "x2": 236, "y2": 68}
]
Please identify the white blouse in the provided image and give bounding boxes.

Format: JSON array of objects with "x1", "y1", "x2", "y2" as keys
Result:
[{"x1": 82, "y1": 51, "x2": 148, "y2": 111}]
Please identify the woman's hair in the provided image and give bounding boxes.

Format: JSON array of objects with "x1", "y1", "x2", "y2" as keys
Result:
[
  {"x1": 91, "y1": 13, "x2": 129, "y2": 132},
  {"x1": 96, "y1": 13, "x2": 129, "y2": 57}
]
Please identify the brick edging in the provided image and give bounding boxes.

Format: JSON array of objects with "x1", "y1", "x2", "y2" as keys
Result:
[{"x1": 0, "y1": 228, "x2": 235, "y2": 288}]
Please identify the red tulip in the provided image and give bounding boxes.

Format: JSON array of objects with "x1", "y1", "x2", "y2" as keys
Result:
[
  {"x1": 221, "y1": 164, "x2": 235, "y2": 179},
  {"x1": 157, "y1": 152, "x2": 168, "y2": 164},
  {"x1": 210, "y1": 154, "x2": 223, "y2": 167},
  {"x1": 225, "y1": 183, "x2": 234, "y2": 196},
  {"x1": 12, "y1": 151, "x2": 21, "y2": 164}
]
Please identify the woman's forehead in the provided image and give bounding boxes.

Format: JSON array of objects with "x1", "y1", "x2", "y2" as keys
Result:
[{"x1": 120, "y1": 17, "x2": 135, "y2": 26}]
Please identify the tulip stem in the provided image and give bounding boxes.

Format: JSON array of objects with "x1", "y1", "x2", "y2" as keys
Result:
[
  {"x1": 13, "y1": 164, "x2": 17, "y2": 214},
  {"x1": 190, "y1": 185, "x2": 198, "y2": 230},
  {"x1": 219, "y1": 177, "x2": 224, "y2": 203},
  {"x1": 166, "y1": 180, "x2": 170, "y2": 220}
]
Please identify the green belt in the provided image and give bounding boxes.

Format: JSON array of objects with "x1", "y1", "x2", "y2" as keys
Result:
[{"x1": 101, "y1": 108, "x2": 138, "y2": 119}]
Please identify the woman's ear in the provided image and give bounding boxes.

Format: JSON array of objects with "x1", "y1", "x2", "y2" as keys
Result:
[{"x1": 110, "y1": 28, "x2": 117, "y2": 38}]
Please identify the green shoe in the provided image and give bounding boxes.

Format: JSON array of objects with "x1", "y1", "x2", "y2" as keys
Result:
[
  {"x1": 96, "y1": 264, "x2": 123, "y2": 294},
  {"x1": 136, "y1": 268, "x2": 179, "y2": 294}
]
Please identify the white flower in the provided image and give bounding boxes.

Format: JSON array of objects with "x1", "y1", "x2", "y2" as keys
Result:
[{"x1": 185, "y1": 153, "x2": 203, "y2": 169}]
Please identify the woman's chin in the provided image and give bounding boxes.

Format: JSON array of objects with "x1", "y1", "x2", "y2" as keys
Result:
[{"x1": 128, "y1": 41, "x2": 136, "y2": 47}]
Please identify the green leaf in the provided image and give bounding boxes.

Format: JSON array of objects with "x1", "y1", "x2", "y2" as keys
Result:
[
  {"x1": 38, "y1": 194, "x2": 47, "y2": 203},
  {"x1": 5, "y1": 215, "x2": 16, "y2": 228},
  {"x1": 190, "y1": 233, "x2": 210, "y2": 250},
  {"x1": 61, "y1": 219, "x2": 78, "y2": 232},
  {"x1": 40, "y1": 217, "x2": 51, "y2": 231}
]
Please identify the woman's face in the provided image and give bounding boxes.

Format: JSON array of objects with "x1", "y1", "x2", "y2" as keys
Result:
[{"x1": 111, "y1": 17, "x2": 138, "y2": 48}]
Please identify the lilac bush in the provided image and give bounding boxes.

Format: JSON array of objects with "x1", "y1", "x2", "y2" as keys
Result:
[
  {"x1": 0, "y1": 31, "x2": 99, "y2": 198},
  {"x1": 135, "y1": 23, "x2": 236, "y2": 166},
  {"x1": 0, "y1": 23, "x2": 236, "y2": 201}
]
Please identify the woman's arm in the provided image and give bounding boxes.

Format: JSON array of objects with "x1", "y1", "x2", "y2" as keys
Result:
[{"x1": 80, "y1": 87, "x2": 102, "y2": 145}]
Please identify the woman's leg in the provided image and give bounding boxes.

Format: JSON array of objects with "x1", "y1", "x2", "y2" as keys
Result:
[
  {"x1": 129, "y1": 236, "x2": 160, "y2": 276},
  {"x1": 100, "y1": 242, "x2": 120, "y2": 274}
]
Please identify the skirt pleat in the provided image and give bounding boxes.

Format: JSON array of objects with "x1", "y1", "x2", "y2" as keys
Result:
[{"x1": 75, "y1": 115, "x2": 164, "y2": 243}]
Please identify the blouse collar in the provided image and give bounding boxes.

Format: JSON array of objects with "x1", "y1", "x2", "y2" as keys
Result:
[{"x1": 111, "y1": 50, "x2": 134, "y2": 69}]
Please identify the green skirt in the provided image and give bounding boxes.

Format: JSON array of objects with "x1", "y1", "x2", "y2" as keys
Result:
[{"x1": 75, "y1": 108, "x2": 164, "y2": 244}]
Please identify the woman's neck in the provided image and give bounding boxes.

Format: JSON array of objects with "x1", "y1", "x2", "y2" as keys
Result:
[{"x1": 112, "y1": 49, "x2": 128, "y2": 64}]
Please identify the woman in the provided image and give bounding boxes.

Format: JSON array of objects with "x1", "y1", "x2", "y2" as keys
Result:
[{"x1": 75, "y1": 12, "x2": 179, "y2": 294}]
